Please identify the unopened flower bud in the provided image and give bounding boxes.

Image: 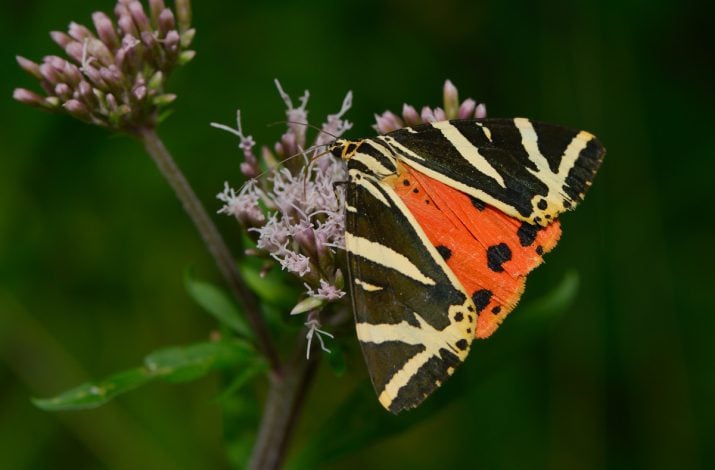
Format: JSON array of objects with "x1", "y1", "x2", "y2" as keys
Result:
[
  {"x1": 129, "y1": 1, "x2": 152, "y2": 33},
  {"x1": 164, "y1": 30, "x2": 180, "y2": 55},
  {"x1": 13, "y1": 88, "x2": 48, "y2": 107},
  {"x1": 443, "y1": 79, "x2": 459, "y2": 119},
  {"x1": 175, "y1": 0, "x2": 192, "y2": 32},
  {"x1": 54, "y1": 83, "x2": 72, "y2": 100},
  {"x1": 64, "y1": 41, "x2": 84, "y2": 64},
  {"x1": 178, "y1": 50, "x2": 195, "y2": 65},
  {"x1": 149, "y1": 0, "x2": 167, "y2": 23},
  {"x1": 16, "y1": 56, "x2": 42, "y2": 79},
  {"x1": 402, "y1": 104, "x2": 420, "y2": 126},
  {"x1": 92, "y1": 12, "x2": 119, "y2": 51},
  {"x1": 475, "y1": 103, "x2": 487, "y2": 119},
  {"x1": 68, "y1": 22, "x2": 94, "y2": 41},
  {"x1": 158, "y1": 8, "x2": 175, "y2": 36},
  {"x1": 63, "y1": 99, "x2": 92, "y2": 121},
  {"x1": 180, "y1": 28, "x2": 196, "y2": 48},
  {"x1": 420, "y1": 106, "x2": 436, "y2": 123},
  {"x1": 432, "y1": 107, "x2": 446, "y2": 121},
  {"x1": 117, "y1": 14, "x2": 138, "y2": 37},
  {"x1": 374, "y1": 111, "x2": 403, "y2": 134},
  {"x1": 50, "y1": 31, "x2": 72, "y2": 49},
  {"x1": 458, "y1": 98, "x2": 476, "y2": 119},
  {"x1": 153, "y1": 93, "x2": 176, "y2": 106},
  {"x1": 88, "y1": 38, "x2": 114, "y2": 66}
]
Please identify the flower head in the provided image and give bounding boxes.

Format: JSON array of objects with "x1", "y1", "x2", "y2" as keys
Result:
[
  {"x1": 373, "y1": 79, "x2": 487, "y2": 134},
  {"x1": 13, "y1": 0, "x2": 195, "y2": 132},
  {"x1": 215, "y1": 81, "x2": 351, "y2": 321}
]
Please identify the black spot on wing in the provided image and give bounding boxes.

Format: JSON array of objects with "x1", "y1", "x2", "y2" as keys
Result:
[
  {"x1": 470, "y1": 196, "x2": 486, "y2": 211},
  {"x1": 436, "y1": 245, "x2": 452, "y2": 261},
  {"x1": 472, "y1": 289, "x2": 493, "y2": 312},
  {"x1": 487, "y1": 243, "x2": 512, "y2": 272},
  {"x1": 517, "y1": 222, "x2": 539, "y2": 247}
]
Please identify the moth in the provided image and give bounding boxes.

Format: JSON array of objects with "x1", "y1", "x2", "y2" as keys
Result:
[{"x1": 330, "y1": 117, "x2": 605, "y2": 413}]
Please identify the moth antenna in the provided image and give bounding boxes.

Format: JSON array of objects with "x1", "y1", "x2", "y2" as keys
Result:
[{"x1": 268, "y1": 120, "x2": 341, "y2": 141}]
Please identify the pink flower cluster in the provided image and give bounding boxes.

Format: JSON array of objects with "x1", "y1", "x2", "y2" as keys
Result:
[
  {"x1": 216, "y1": 81, "x2": 352, "y2": 313},
  {"x1": 13, "y1": 0, "x2": 194, "y2": 131}
]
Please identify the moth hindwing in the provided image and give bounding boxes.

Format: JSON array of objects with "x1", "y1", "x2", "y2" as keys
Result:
[{"x1": 331, "y1": 118, "x2": 605, "y2": 413}]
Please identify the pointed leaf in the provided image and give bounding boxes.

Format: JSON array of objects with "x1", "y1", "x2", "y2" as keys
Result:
[
  {"x1": 33, "y1": 340, "x2": 257, "y2": 411},
  {"x1": 185, "y1": 270, "x2": 253, "y2": 338}
]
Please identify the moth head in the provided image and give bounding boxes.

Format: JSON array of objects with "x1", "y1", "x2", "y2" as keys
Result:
[{"x1": 330, "y1": 139, "x2": 361, "y2": 161}]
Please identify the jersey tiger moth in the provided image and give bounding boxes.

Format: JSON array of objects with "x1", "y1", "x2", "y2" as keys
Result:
[{"x1": 330, "y1": 117, "x2": 605, "y2": 414}]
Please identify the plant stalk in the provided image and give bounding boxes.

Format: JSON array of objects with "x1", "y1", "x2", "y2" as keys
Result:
[
  {"x1": 249, "y1": 341, "x2": 319, "y2": 470},
  {"x1": 136, "y1": 126, "x2": 280, "y2": 372}
]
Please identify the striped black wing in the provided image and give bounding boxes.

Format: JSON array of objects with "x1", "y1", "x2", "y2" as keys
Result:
[
  {"x1": 381, "y1": 118, "x2": 605, "y2": 225},
  {"x1": 344, "y1": 167, "x2": 476, "y2": 414}
]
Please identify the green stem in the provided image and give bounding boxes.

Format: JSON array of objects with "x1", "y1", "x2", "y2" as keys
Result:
[
  {"x1": 249, "y1": 341, "x2": 319, "y2": 470},
  {"x1": 136, "y1": 126, "x2": 280, "y2": 373}
]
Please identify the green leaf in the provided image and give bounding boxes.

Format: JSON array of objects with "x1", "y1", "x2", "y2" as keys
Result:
[
  {"x1": 144, "y1": 340, "x2": 254, "y2": 383},
  {"x1": 33, "y1": 368, "x2": 151, "y2": 411},
  {"x1": 184, "y1": 269, "x2": 253, "y2": 338},
  {"x1": 33, "y1": 340, "x2": 257, "y2": 411},
  {"x1": 238, "y1": 258, "x2": 300, "y2": 310}
]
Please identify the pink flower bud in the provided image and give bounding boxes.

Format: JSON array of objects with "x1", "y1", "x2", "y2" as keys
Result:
[
  {"x1": 118, "y1": 14, "x2": 138, "y2": 37},
  {"x1": 432, "y1": 107, "x2": 446, "y2": 121},
  {"x1": 16, "y1": 56, "x2": 42, "y2": 79},
  {"x1": 87, "y1": 38, "x2": 114, "y2": 66},
  {"x1": 13, "y1": 88, "x2": 46, "y2": 107},
  {"x1": 402, "y1": 104, "x2": 420, "y2": 126},
  {"x1": 50, "y1": 31, "x2": 72, "y2": 48},
  {"x1": 68, "y1": 22, "x2": 94, "y2": 41},
  {"x1": 475, "y1": 103, "x2": 487, "y2": 119},
  {"x1": 92, "y1": 12, "x2": 119, "y2": 51},
  {"x1": 158, "y1": 8, "x2": 175, "y2": 37},
  {"x1": 149, "y1": 0, "x2": 167, "y2": 23},
  {"x1": 443, "y1": 79, "x2": 459, "y2": 119},
  {"x1": 63, "y1": 61, "x2": 83, "y2": 86},
  {"x1": 458, "y1": 98, "x2": 476, "y2": 119},
  {"x1": 129, "y1": 1, "x2": 152, "y2": 33},
  {"x1": 64, "y1": 41, "x2": 84, "y2": 64},
  {"x1": 164, "y1": 30, "x2": 180, "y2": 54},
  {"x1": 54, "y1": 83, "x2": 72, "y2": 100},
  {"x1": 420, "y1": 106, "x2": 436, "y2": 123},
  {"x1": 63, "y1": 99, "x2": 92, "y2": 121}
]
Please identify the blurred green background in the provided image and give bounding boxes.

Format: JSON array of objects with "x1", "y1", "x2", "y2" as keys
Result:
[{"x1": 1, "y1": 0, "x2": 713, "y2": 468}]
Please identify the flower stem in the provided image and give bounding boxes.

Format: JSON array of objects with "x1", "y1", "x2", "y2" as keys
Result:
[
  {"x1": 249, "y1": 340, "x2": 320, "y2": 470},
  {"x1": 135, "y1": 126, "x2": 281, "y2": 373}
]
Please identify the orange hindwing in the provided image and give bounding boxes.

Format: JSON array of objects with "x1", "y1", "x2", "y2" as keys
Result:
[{"x1": 391, "y1": 162, "x2": 562, "y2": 339}]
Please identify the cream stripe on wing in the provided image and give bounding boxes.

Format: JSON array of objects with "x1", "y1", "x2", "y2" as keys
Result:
[
  {"x1": 354, "y1": 278, "x2": 383, "y2": 292},
  {"x1": 351, "y1": 171, "x2": 390, "y2": 207},
  {"x1": 357, "y1": 312, "x2": 465, "y2": 409},
  {"x1": 351, "y1": 152, "x2": 395, "y2": 179},
  {"x1": 557, "y1": 131, "x2": 593, "y2": 177},
  {"x1": 432, "y1": 121, "x2": 506, "y2": 187},
  {"x1": 345, "y1": 233, "x2": 436, "y2": 286}
]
